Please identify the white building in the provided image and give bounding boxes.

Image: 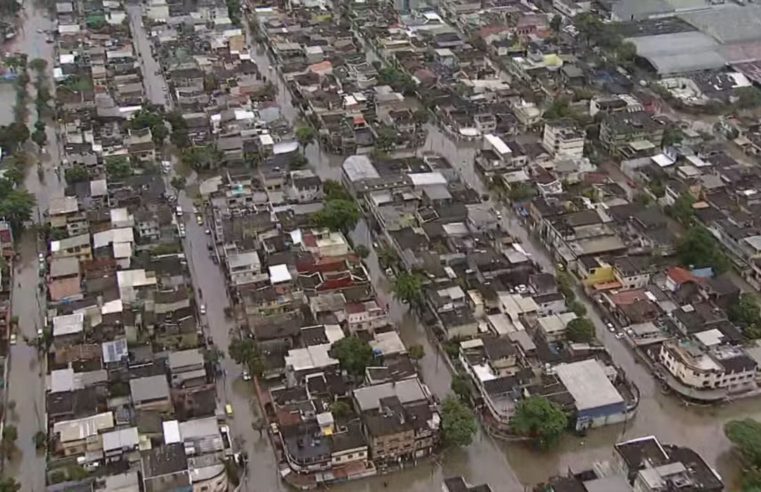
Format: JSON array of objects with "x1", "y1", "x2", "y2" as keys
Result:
[
  {"x1": 542, "y1": 120, "x2": 586, "y2": 159},
  {"x1": 659, "y1": 341, "x2": 757, "y2": 392}
]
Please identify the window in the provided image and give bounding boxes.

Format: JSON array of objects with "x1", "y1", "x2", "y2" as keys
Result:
[{"x1": 347, "y1": 453, "x2": 353, "y2": 459}]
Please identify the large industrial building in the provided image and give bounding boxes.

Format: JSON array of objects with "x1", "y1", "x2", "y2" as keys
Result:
[{"x1": 609, "y1": 2, "x2": 761, "y2": 79}]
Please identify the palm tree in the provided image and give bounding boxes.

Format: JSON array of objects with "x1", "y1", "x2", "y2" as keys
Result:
[{"x1": 295, "y1": 126, "x2": 316, "y2": 148}]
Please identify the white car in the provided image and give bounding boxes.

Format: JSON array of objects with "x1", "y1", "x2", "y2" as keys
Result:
[
  {"x1": 204, "y1": 229, "x2": 211, "y2": 235},
  {"x1": 38, "y1": 253, "x2": 45, "y2": 263},
  {"x1": 37, "y1": 326, "x2": 43, "y2": 337},
  {"x1": 196, "y1": 216, "x2": 204, "y2": 226},
  {"x1": 9, "y1": 333, "x2": 17, "y2": 345},
  {"x1": 242, "y1": 370, "x2": 252, "y2": 381},
  {"x1": 200, "y1": 304, "x2": 206, "y2": 315},
  {"x1": 176, "y1": 206, "x2": 183, "y2": 216}
]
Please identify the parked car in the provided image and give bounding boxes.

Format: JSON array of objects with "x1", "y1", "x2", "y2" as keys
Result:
[{"x1": 199, "y1": 304, "x2": 206, "y2": 315}]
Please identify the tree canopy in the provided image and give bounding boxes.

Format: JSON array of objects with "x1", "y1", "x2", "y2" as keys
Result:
[
  {"x1": 0, "y1": 122, "x2": 30, "y2": 153},
  {"x1": 440, "y1": 395, "x2": 478, "y2": 448},
  {"x1": 228, "y1": 338, "x2": 265, "y2": 377},
  {"x1": 407, "y1": 344, "x2": 424, "y2": 360},
  {"x1": 64, "y1": 165, "x2": 90, "y2": 184},
  {"x1": 392, "y1": 271, "x2": 424, "y2": 309},
  {"x1": 566, "y1": 317, "x2": 595, "y2": 343},
  {"x1": 0, "y1": 186, "x2": 35, "y2": 231},
  {"x1": 676, "y1": 226, "x2": 729, "y2": 273},
  {"x1": 377, "y1": 67, "x2": 416, "y2": 94},
  {"x1": 0, "y1": 478, "x2": 20, "y2": 492},
  {"x1": 312, "y1": 199, "x2": 360, "y2": 234},
  {"x1": 295, "y1": 126, "x2": 316, "y2": 148},
  {"x1": 130, "y1": 107, "x2": 168, "y2": 144},
  {"x1": 181, "y1": 145, "x2": 223, "y2": 171},
  {"x1": 511, "y1": 396, "x2": 568, "y2": 449},
  {"x1": 105, "y1": 156, "x2": 132, "y2": 179},
  {"x1": 725, "y1": 419, "x2": 761, "y2": 490},
  {"x1": 728, "y1": 294, "x2": 761, "y2": 339},
  {"x1": 331, "y1": 336, "x2": 374, "y2": 377},
  {"x1": 323, "y1": 180, "x2": 352, "y2": 201}
]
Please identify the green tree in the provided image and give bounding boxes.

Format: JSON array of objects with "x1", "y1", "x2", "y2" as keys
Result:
[
  {"x1": 29, "y1": 58, "x2": 47, "y2": 73},
  {"x1": 130, "y1": 107, "x2": 168, "y2": 144},
  {"x1": 171, "y1": 176, "x2": 186, "y2": 191},
  {"x1": 323, "y1": 180, "x2": 352, "y2": 201},
  {"x1": 181, "y1": 145, "x2": 222, "y2": 171},
  {"x1": 568, "y1": 300, "x2": 587, "y2": 317},
  {"x1": 228, "y1": 338, "x2": 265, "y2": 377},
  {"x1": 0, "y1": 189, "x2": 35, "y2": 230},
  {"x1": 662, "y1": 127, "x2": 683, "y2": 147},
  {"x1": 0, "y1": 122, "x2": 30, "y2": 152},
  {"x1": 507, "y1": 182, "x2": 536, "y2": 202},
  {"x1": 511, "y1": 396, "x2": 568, "y2": 449},
  {"x1": 669, "y1": 192, "x2": 696, "y2": 225},
  {"x1": 728, "y1": 294, "x2": 761, "y2": 339},
  {"x1": 331, "y1": 336, "x2": 374, "y2": 377},
  {"x1": 2, "y1": 425, "x2": 17, "y2": 444},
  {"x1": 0, "y1": 478, "x2": 20, "y2": 492},
  {"x1": 412, "y1": 109, "x2": 429, "y2": 125},
  {"x1": 105, "y1": 156, "x2": 132, "y2": 179},
  {"x1": 204, "y1": 346, "x2": 224, "y2": 366},
  {"x1": 329, "y1": 400, "x2": 353, "y2": 419},
  {"x1": 33, "y1": 430, "x2": 47, "y2": 450},
  {"x1": 375, "y1": 126, "x2": 397, "y2": 151},
  {"x1": 556, "y1": 269, "x2": 575, "y2": 302},
  {"x1": 289, "y1": 153, "x2": 308, "y2": 170},
  {"x1": 441, "y1": 395, "x2": 477, "y2": 447},
  {"x1": 295, "y1": 126, "x2": 316, "y2": 148},
  {"x1": 725, "y1": 419, "x2": 761, "y2": 489},
  {"x1": 392, "y1": 271, "x2": 424, "y2": 309},
  {"x1": 676, "y1": 226, "x2": 729, "y2": 273},
  {"x1": 313, "y1": 199, "x2": 360, "y2": 233},
  {"x1": 354, "y1": 244, "x2": 370, "y2": 259},
  {"x1": 566, "y1": 317, "x2": 595, "y2": 343},
  {"x1": 64, "y1": 165, "x2": 90, "y2": 184},
  {"x1": 616, "y1": 41, "x2": 637, "y2": 65},
  {"x1": 543, "y1": 97, "x2": 572, "y2": 120},
  {"x1": 407, "y1": 344, "x2": 425, "y2": 360},
  {"x1": 377, "y1": 67, "x2": 416, "y2": 94},
  {"x1": 451, "y1": 374, "x2": 472, "y2": 401},
  {"x1": 31, "y1": 125, "x2": 47, "y2": 147},
  {"x1": 377, "y1": 245, "x2": 399, "y2": 269}
]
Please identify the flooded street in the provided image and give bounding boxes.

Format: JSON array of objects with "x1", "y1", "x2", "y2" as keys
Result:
[
  {"x1": 421, "y1": 120, "x2": 758, "y2": 489},
  {"x1": 2, "y1": 3, "x2": 64, "y2": 491},
  {"x1": 177, "y1": 190, "x2": 288, "y2": 491}
]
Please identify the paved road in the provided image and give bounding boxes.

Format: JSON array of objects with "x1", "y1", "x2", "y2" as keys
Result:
[
  {"x1": 126, "y1": 8, "x2": 283, "y2": 489},
  {"x1": 126, "y1": 4, "x2": 171, "y2": 109},
  {"x1": 175, "y1": 192, "x2": 287, "y2": 491},
  {"x1": 2, "y1": 4, "x2": 65, "y2": 491}
]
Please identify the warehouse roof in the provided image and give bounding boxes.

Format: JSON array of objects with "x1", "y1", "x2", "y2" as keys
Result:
[
  {"x1": 680, "y1": 6, "x2": 761, "y2": 44},
  {"x1": 627, "y1": 31, "x2": 726, "y2": 75},
  {"x1": 555, "y1": 359, "x2": 624, "y2": 411}
]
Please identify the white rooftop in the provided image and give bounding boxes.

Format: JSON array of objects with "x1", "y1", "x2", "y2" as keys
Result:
[
  {"x1": 53, "y1": 312, "x2": 85, "y2": 337},
  {"x1": 555, "y1": 359, "x2": 624, "y2": 411},
  {"x1": 269, "y1": 264, "x2": 292, "y2": 284},
  {"x1": 408, "y1": 172, "x2": 447, "y2": 187}
]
